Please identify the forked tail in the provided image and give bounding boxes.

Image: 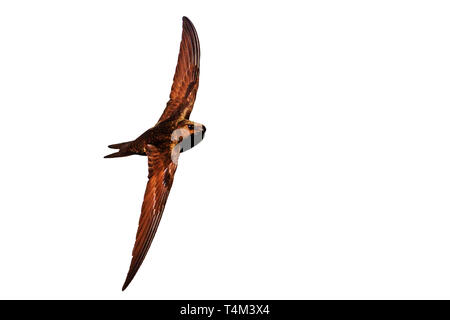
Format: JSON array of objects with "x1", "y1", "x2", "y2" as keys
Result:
[{"x1": 104, "y1": 141, "x2": 133, "y2": 158}]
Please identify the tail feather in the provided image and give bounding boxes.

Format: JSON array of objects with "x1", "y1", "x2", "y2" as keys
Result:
[
  {"x1": 108, "y1": 141, "x2": 130, "y2": 149},
  {"x1": 104, "y1": 141, "x2": 133, "y2": 158},
  {"x1": 104, "y1": 151, "x2": 133, "y2": 158}
]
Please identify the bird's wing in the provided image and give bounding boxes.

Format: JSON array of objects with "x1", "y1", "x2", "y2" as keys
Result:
[
  {"x1": 122, "y1": 144, "x2": 179, "y2": 290},
  {"x1": 157, "y1": 16, "x2": 200, "y2": 124}
]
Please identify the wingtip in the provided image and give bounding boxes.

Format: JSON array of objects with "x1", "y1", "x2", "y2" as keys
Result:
[
  {"x1": 122, "y1": 278, "x2": 131, "y2": 291},
  {"x1": 182, "y1": 16, "x2": 192, "y2": 24},
  {"x1": 122, "y1": 272, "x2": 135, "y2": 291}
]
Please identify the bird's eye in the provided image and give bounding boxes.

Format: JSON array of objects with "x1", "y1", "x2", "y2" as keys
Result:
[{"x1": 187, "y1": 124, "x2": 194, "y2": 130}]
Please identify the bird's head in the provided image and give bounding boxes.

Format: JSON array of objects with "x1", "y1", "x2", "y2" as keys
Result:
[{"x1": 171, "y1": 120, "x2": 206, "y2": 153}]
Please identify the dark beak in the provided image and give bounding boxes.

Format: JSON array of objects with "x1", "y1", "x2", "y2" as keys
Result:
[{"x1": 201, "y1": 125, "x2": 206, "y2": 139}]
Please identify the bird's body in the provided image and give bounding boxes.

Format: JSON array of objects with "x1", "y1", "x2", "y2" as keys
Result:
[
  {"x1": 105, "y1": 118, "x2": 206, "y2": 158},
  {"x1": 105, "y1": 17, "x2": 205, "y2": 291}
]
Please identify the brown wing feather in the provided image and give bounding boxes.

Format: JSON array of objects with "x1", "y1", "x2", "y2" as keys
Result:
[
  {"x1": 158, "y1": 16, "x2": 200, "y2": 123},
  {"x1": 122, "y1": 144, "x2": 179, "y2": 290}
]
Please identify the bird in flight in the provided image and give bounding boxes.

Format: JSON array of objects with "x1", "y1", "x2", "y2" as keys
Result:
[{"x1": 105, "y1": 17, "x2": 206, "y2": 291}]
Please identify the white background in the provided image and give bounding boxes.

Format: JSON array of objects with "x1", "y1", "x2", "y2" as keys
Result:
[{"x1": 0, "y1": 1, "x2": 449, "y2": 299}]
